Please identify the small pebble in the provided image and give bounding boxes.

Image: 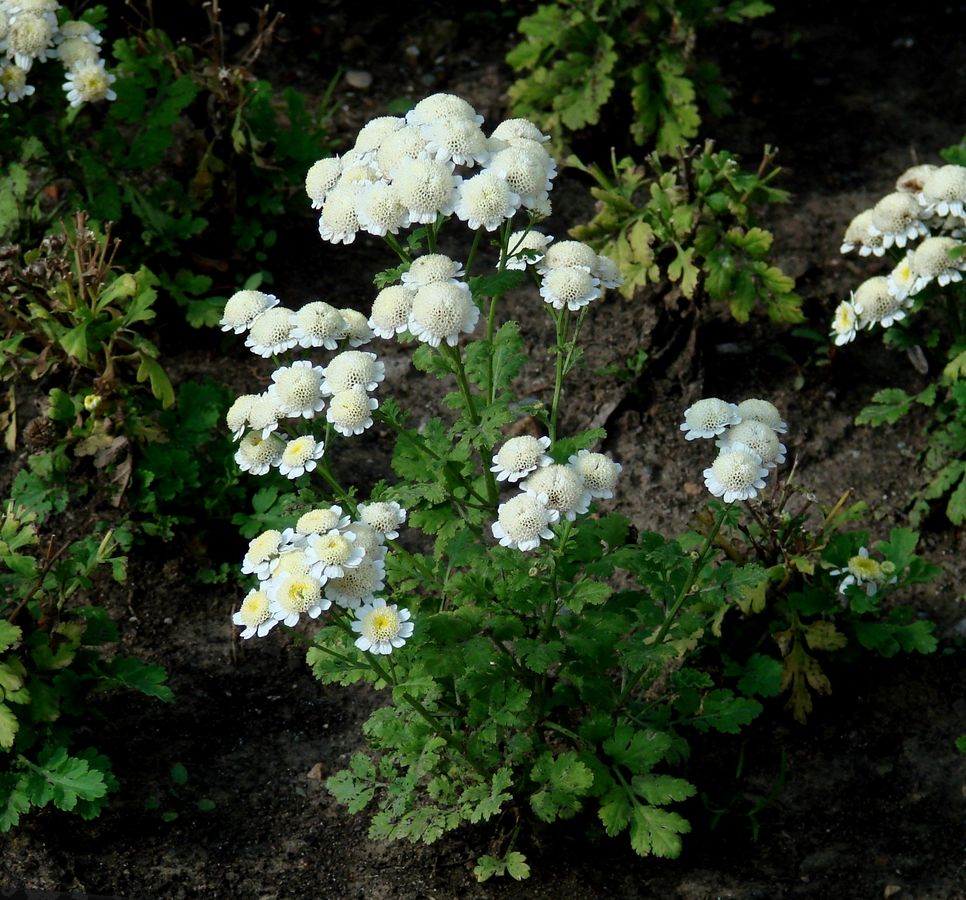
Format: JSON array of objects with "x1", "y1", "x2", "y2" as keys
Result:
[{"x1": 345, "y1": 69, "x2": 372, "y2": 89}]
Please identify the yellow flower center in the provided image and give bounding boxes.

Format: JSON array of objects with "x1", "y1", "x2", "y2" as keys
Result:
[
  {"x1": 848, "y1": 555, "x2": 881, "y2": 581},
  {"x1": 364, "y1": 607, "x2": 400, "y2": 642}
]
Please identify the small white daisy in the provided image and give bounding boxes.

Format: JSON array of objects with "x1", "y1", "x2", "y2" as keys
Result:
[
  {"x1": 220, "y1": 289, "x2": 280, "y2": 334},
  {"x1": 831, "y1": 298, "x2": 862, "y2": 346},
  {"x1": 269, "y1": 571, "x2": 330, "y2": 625},
  {"x1": 245, "y1": 307, "x2": 297, "y2": 357},
  {"x1": 278, "y1": 435, "x2": 325, "y2": 478},
  {"x1": 369, "y1": 285, "x2": 416, "y2": 339},
  {"x1": 352, "y1": 598, "x2": 414, "y2": 655},
  {"x1": 522, "y1": 463, "x2": 592, "y2": 521},
  {"x1": 306, "y1": 529, "x2": 365, "y2": 581},
  {"x1": 539, "y1": 266, "x2": 601, "y2": 311},
  {"x1": 327, "y1": 557, "x2": 387, "y2": 610},
  {"x1": 491, "y1": 492, "x2": 559, "y2": 551},
  {"x1": 357, "y1": 500, "x2": 407, "y2": 539},
  {"x1": 680, "y1": 398, "x2": 741, "y2": 440},
  {"x1": 292, "y1": 301, "x2": 349, "y2": 351},
  {"x1": 568, "y1": 449, "x2": 622, "y2": 499},
  {"x1": 491, "y1": 435, "x2": 553, "y2": 482},
  {"x1": 326, "y1": 386, "x2": 378, "y2": 436},
  {"x1": 234, "y1": 432, "x2": 285, "y2": 475},
  {"x1": 321, "y1": 351, "x2": 384, "y2": 394},
  {"x1": 408, "y1": 281, "x2": 479, "y2": 347},
  {"x1": 703, "y1": 443, "x2": 769, "y2": 503},
  {"x1": 232, "y1": 589, "x2": 278, "y2": 639}
]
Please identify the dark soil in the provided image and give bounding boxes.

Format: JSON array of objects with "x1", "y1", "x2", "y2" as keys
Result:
[{"x1": 3, "y1": 1, "x2": 966, "y2": 898}]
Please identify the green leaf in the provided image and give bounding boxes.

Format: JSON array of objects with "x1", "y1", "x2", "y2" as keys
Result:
[
  {"x1": 0, "y1": 622, "x2": 21, "y2": 653},
  {"x1": 603, "y1": 722, "x2": 673, "y2": 774},
  {"x1": 689, "y1": 689, "x2": 762, "y2": 733},
  {"x1": 855, "y1": 388, "x2": 914, "y2": 426},
  {"x1": 170, "y1": 763, "x2": 188, "y2": 786},
  {"x1": 734, "y1": 653, "x2": 783, "y2": 697},
  {"x1": 0, "y1": 703, "x2": 18, "y2": 750},
  {"x1": 629, "y1": 804, "x2": 690, "y2": 858},
  {"x1": 59, "y1": 322, "x2": 89, "y2": 364},
  {"x1": 630, "y1": 774, "x2": 696, "y2": 806},
  {"x1": 529, "y1": 751, "x2": 594, "y2": 822},
  {"x1": 136, "y1": 355, "x2": 175, "y2": 409},
  {"x1": 598, "y1": 784, "x2": 632, "y2": 837},
  {"x1": 101, "y1": 656, "x2": 174, "y2": 702},
  {"x1": 27, "y1": 746, "x2": 108, "y2": 812}
]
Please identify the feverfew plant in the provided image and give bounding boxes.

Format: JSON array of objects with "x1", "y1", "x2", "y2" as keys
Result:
[
  {"x1": 834, "y1": 151, "x2": 966, "y2": 525},
  {"x1": 222, "y1": 95, "x2": 939, "y2": 878},
  {"x1": 0, "y1": 1, "x2": 115, "y2": 108}
]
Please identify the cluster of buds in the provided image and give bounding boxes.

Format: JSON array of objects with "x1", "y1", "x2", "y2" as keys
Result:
[
  {"x1": 305, "y1": 93, "x2": 558, "y2": 244},
  {"x1": 490, "y1": 439, "x2": 622, "y2": 551},
  {"x1": 232, "y1": 501, "x2": 413, "y2": 655},
  {"x1": 221, "y1": 290, "x2": 380, "y2": 478},
  {"x1": 0, "y1": 1, "x2": 116, "y2": 107},
  {"x1": 681, "y1": 397, "x2": 788, "y2": 503},
  {"x1": 833, "y1": 164, "x2": 966, "y2": 344}
]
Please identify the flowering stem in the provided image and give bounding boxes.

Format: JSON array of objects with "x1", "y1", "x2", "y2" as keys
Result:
[
  {"x1": 464, "y1": 227, "x2": 484, "y2": 279},
  {"x1": 616, "y1": 506, "x2": 727, "y2": 709},
  {"x1": 399, "y1": 691, "x2": 490, "y2": 779},
  {"x1": 549, "y1": 309, "x2": 569, "y2": 443},
  {"x1": 383, "y1": 232, "x2": 411, "y2": 265}
]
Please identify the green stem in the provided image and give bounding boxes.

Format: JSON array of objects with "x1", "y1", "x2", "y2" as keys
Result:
[
  {"x1": 549, "y1": 309, "x2": 569, "y2": 443},
  {"x1": 616, "y1": 506, "x2": 727, "y2": 708},
  {"x1": 400, "y1": 691, "x2": 489, "y2": 779},
  {"x1": 464, "y1": 228, "x2": 484, "y2": 279},
  {"x1": 383, "y1": 232, "x2": 411, "y2": 264}
]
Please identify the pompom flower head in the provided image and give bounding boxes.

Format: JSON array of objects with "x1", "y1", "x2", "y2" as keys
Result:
[
  {"x1": 910, "y1": 236, "x2": 965, "y2": 293},
  {"x1": 540, "y1": 240, "x2": 597, "y2": 273},
  {"x1": 270, "y1": 361, "x2": 326, "y2": 418},
  {"x1": 352, "y1": 598, "x2": 414, "y2": 655},
  {"x1": 358, "y1": 501, "x2": 407, "y2": 540},
  {"x1": 391, "y1": 156, "x2": 459, "y2": 225},
  {"x1": 402, "y1": 254, "x2": 464, "y2": 288},
  {"x1": 326, "y1": 386, "x2": 378, "y2": 436},
  {"x1": 680, "y1": 398, "x2": 741, "y2": 440},
  {"x1": 305, "y1": 157, "x2": 342, "y2": 209},
  {"x1": 293, "y1": 301, "x2": 348, "y2": 350},
  {"x1": 918, "y1": 165, "x2": 966, "y2": 218},
  {"x1": 306, "y1": 529, "x2": 365, "y2": 581},
  {"x1": 840, "y1": 209, "x2": 884, "y2": 257},
  {"x1": 369, "y1": 285, "x2": 416, "y2": 338},
  {"x1": 491, "y1": 493, "x2": 559, "y2": 551},
  {"x1": 235, "y1": 432, "x2": 285, "y2": 475},
  {"x1": 854, "y1": 275, "x2": 907, "y2": 329},
  {"x1": 703, "y1": 443, "x2": 769, "y2": 503},
  {"x1": 221, "y1": 289, "x2": 279, "y2": 334},
  {"x1": 323, "y1": 351, "x2": 384, "y2": 394},
  {"x1": 505, "y1": 230, "x2": 553, "y2": 270},
  {"x1": 735, "y1": 398, "x2": 788, "y2": 434},
  {"x1": 408, "y1": 281, "x2": 479, "y2": 347},
  {"x1": 569, "y1": 450, "x2": 622, "y2": 499},
  {"x1": 867, "y1": 192, "x2": 928, "y2": 249},
  {"x1": 491, "y1": 435, "x2": 553, "y2": 482},
  {"x1": 717, "y1": 420, "x2": 786, "y2": 468},
  {"x1": 245, "y1": 307, "x2": 297, "y2": 357},
  {"x1": 522, "y1": 463, "x2": 592, "y2": 521},
  {"x1": 454, "y1": 170, "x2": 521, "y2": 231},
  {"x1": 539, "y1": 266, "x2": 601, "y2": 311},
  {"x1": 328, "y1": 557, "x2": 386, "y2": 610},
  {"x1": 406, "y1": 92, "x2": 483, "y2": 127}
]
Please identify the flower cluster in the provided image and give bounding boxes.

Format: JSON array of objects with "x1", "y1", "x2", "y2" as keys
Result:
[
  {"x1": 681, "y1": 397, "x2": 788, "y2": 503},
  {"x1": 490, "y1": 439, "x2": 622, "y2": 551},
  {"x1": 221, "y1": 289, "x2": 381, "y2": 477},
  {"x1": 537, "y1": 239, "x2": 623, "y2": 312},
  {"x1": 231, "y1": 501, "x2": 413, "y2": 654},
  {"x1": 833, "y1": 163, "x2": 966, "y2": 344},
  {"x1": 305, "y1": 95, "x2": 558, "y2": 245},
  {"x1": 0, "y1": 2, "x2": 115, "y2": 106}
]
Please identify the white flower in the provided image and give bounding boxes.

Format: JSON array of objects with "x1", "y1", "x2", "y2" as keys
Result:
[
  {"x1": 56, "y1": 20, "x2": 103, "y2": 45},
  {"x1": 454, "y1": 170, "x2": 521, "y2": 231},
  {"x1": 245, "y1": 307, "x2": 297, "y2": 357},
  {"x1": 278, "y1": 435, "x2": 325, "y2": 478},
  {"x1": 306, "y1": 529, "x2": 365, "y2": 581},
  {"x1": 491, "y1": 435, "x2": 553, "y2": 482},
  {"x1": 345, "y1": 522, "x2": 386, "y2": 562},
  {"x1": 910, "y1": 236, "x2": 965, "y2": 293},
  {"x1": 374, "y1": 125, "x2": 429, "y2": 177},
  {"x1": 505, "y1": 230, "x2": 553, "y2": 270},
  {"x1": 318, "y1": 182, "x2": 363, "y2": 244},
  {"x1": 305, "y1": 157, "x2": 342, "y2": 209},
  {"x1": 273, "y1": 547, "x2": 315, "y2": 579},
  {"x1": 352, "y1": 115, "x2": 406, "y2": 157},
  {"x1": 568, "y1": 449, "x2": 622, "y2": 499},
  {"x1": 322, "y1": 351, "x2": 384, "y2": 394},
  {"x1": 490, "y1": 118, "x2": 551, "y2": 146},
  {"x1": 704, "y1": 443, "x2": 769, "y2": 503},
  {"x1": 831, "y1": 299, "x2": 862, "y2": 346},
  {"x1": 735, "y1": 398, "x2": 788, "y2": 434},
  {"x1": 6, "y1": 13, "x2": 54, "y2": 71},
  {"x1": 717, "y1": 420, "x2": 786, "y2": 468},
  {"x1": 522, "y1": 463, "x2": 592, "y2": 521},
  {"x1": 226, "y1": 393, "x2": 259, "y2": 441},
  {"x1": 540, "y1": 240, "x2": 597, "y2": 273},
  {"x1": 234, "y1": 432, "x2": 285, "y2": 475},
  {"x1": 269, "y1": 361, "x2": 326, "y2": 418},
  {"x1": 487, "y1": 144, "x2": 556, "y2": 208},
  {"x1": 840, "y1": 209, "x2": 884, "y2": 257},
  {"x1": 352, "y1": 598, "x2": 414, "y2": 654},
  {"x1": 369, "y1": 284, "x2": 416, "y2": 338},
  {"x1": 232, "y1": 589, "x2": 278, "y2": 639},
  {"x1": 491, "y1": 492, "x2": 559, "y2": 551},
  {"x1": 406, "y1": 92, "x2": 483, "y2": 127},
  {"x1": 855, "y1": 275, "x2": 907, "y2": 329},
  {"x1": 830, "y1": 547, "x2": 884, "y2": 597},
  {"x1": 887, "y1": 254, "x2": 918, "y2": 301},
  {"x1": 390, "y1": 156, "x2": 459, "y2": 225},
  {"x1": 356, "y1": 179, "x2": 409, "y2": 236},
  {"x1": 867, "y1": 192, "x2": 929, "y2": 249},
  {"x1": 680, "y1": 398, "x2": 741, "y2": 440},
  {"x1": 293, "y1": 301, "x2": 348, "y2": 350},
  {"x1": 358, "y1": 500, "x2": 406, "y2": 539},
  {"x1": 220, "y1": 289, "x2": 279, "y2": 333},
  {"x1": 918, "y1": 165, "x2": 966, "y2": 218},
  {"x1": 401, "y1": 254, "x2": 464, "y2": 287},
  {"x1": 408, "y1": 281, "x2": 479, "y2": 347},
  {"x1": 241, "y1": 529, "x2": 285, "y2": 580},
  {"x1": 327, "y1": 557, "x2": 386, "y2": 610},
  {"x1": 420, "y1": 116, "x2": 490, "y2": 167},
  {"x1": 539, "y1": 266, "x2": 601, "y2": 311},
  {"x1": 593, "y1": 254, "x2": 624, "y2": 290},
  {"x1": 326, "y1": 386, "x2": 378, "y2": 436},
  {"x1": 338, "y1": 308, "x2": 374, "y2": 347},
  {"x1": 0, "y1": 62, "x2": 34, "y2": 102},
  {"x1": 246, "y1": 393, "x2": 284, "y2": 438},
  {"x1": 294, "y1": 508, "x2": 347, "y2": 540},
  {"x1": 269, "y1": 571, "x2": 330, "y2": 625},
  {"x1": 895, "y1": 164, "x2": 938, "y2": 195},
  {"x1": 62, "y1": 60, "x2": 117, "y2": 107},
  {"x1": 54, "y1": 36, "x2": 98, "y2": 69}
]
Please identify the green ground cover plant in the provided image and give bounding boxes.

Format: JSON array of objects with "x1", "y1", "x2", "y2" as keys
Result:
[
  {"x1": 218, "y1": 94, "x2": 939, "y2": 878},
  {"x1": 506, "y1": 0, "x2": 773, "y2": 154},
  {"x1": 830, "y1": 139, "x2": 966, "y2": 527},
  {"x1": 570, "y1": 142, "x2": 801, "y2": 322}
]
